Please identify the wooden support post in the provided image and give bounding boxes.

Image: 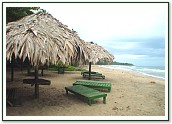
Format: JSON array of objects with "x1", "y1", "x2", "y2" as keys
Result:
[
  {"x1": 27, "y1": 65, "x2": 31, "y2": 75},
  {"x1": 65, "y1": 89, "x2": 68, "y2": 94},
  {"x1": 41, "y1": 66, "x2": 43, "y2": 76},
  {"x1": 103, "y1": 96, "x2": 106, "y2": 104},
  {"x1": 35, "y1": 65, "x2": 39, "y2": 98},
  {"x1": 26, "y1": 58, "x2": 31, "y2": 75},
  {"x1": 88, "y1": 62, "x2": 91, "y2": 80},
  {"x1": 20, "y1": 60, "x2": 24, "y2": 73},
  {"x1": 11, "y1": 54, "x2": 15, "y2": 82},
  {"x1": 88, "y1": 99, "x2": 91, "y2": 106}
]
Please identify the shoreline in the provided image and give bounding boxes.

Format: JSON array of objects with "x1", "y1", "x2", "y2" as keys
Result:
[
  {"x1": 6, "y1": 65, "x2": 165, "y2": 117},
  {"x1": 99, "y1": 65, "x2": 165, "y2": 81}
]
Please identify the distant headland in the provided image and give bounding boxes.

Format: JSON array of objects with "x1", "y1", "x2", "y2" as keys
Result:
[{"x1": 96, "y1": 61, "x2": 134, "y2": 66}]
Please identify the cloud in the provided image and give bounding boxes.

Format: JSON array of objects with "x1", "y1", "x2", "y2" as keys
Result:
[
  {"x1": 40, "y1": 3, "x2": 166, "y2": 41},
  {"x1": 114, "y1": 54, "x2": 165, "y2": 66},
  {"x1": 98, "y1": 37, "x2": 165, "y2": 58},
  {"x1": 38, "y1": 3, "x2": 167, "y2": 66},
  {"x1": 115, "y1": 54, "x2": 147, "y2": 59}
]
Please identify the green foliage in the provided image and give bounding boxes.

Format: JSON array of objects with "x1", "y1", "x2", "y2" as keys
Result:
[
  {"x1": 95, "y1": 60, "x2": 108, "y2": 65},
  {"x1": 110, "y1": 61, "x2": 134, "y2": 66},
  {"x1": 6, "y1": 7, "x2": 40, "y2": 23},
  {"x1": 96, "y1": 61, "x2": 134, "y2": 66},
  {"x1": 48, "y1": 61, "x2": 65, "y2": 71},
  {"x1": 65, "y1": 65, "x2": 87, "y2": 71},
  {"x1": 56, "y1": 61, "x2": 66, "y2": 67},
  {"x1": 65, "y1": 65, "x2": 76, "y2": 71},
  {"x1": 95, "y1": 60, "x2": 111, "y2": 65},
  {"x1": 48, "y1": 65, "x2": 86, "y2": 72}
]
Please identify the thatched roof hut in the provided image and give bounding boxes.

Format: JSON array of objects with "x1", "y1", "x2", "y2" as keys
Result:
[
  {"x1": 85, "y1": 42, "x2": 114, "y2": 64},
  {"x1": 6, "y1": 12, "x2": 91, "y2": 98},
  {"x1": 6, "y1": 11, "x2": 114, "y2": 98},
  {"x1": 6, "y1": 12, "x2": 89, "y2": 66},
  {"x1": 82, "y1": 41, "x2": 114, "y2": 80}
]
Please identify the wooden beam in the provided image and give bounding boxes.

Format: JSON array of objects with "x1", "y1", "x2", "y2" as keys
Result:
[
  {"x1": 11, "y1": 53, "x2": 15, "y2": 82},
  {"x1": 88, "y1": 62, "x2": 91, "y2": 80}
]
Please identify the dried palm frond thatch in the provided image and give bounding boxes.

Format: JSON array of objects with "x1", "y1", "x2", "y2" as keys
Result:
[
  {"x1": 6, "y1": 12, "x2": 89, "y2": 66},
  {"x1": 85, "y1": 42, "x2": 114, "y2": 64}
]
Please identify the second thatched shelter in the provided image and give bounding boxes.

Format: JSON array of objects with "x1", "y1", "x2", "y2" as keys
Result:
[
  {"x1": 85, "y1": 41, "x2": 114, "y2": 64},
  {"x1": 83, "y1": 41, "x2": 114, "y2": 79}
]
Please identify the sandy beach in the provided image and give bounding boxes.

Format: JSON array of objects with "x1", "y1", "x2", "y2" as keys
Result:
[{"x1": 5, "y1": 65, "x2": 165, "y2": 116}]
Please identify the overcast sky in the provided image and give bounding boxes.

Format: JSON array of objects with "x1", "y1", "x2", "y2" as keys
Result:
[{"x1": 38, "y1": 3, "x2": 167, "y2": 66}]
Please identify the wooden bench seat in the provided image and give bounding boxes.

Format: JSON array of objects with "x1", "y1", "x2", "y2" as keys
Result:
[
  {"x1": 73, "y1": 80, "x2": 111, "y2": 92},
  {"x1": 65, "y1": 85, "x2": 107, "y2": 106}
]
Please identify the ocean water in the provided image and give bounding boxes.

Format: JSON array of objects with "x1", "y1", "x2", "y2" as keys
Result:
[{"x1": 100, "y1": 65, "x2": 165, "y2": 79}]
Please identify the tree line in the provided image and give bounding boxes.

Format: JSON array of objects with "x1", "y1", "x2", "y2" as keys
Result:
[
  {"x1": 96, "y1": 61, "x2": 134, "y2": 66},
  {"x1": 6, "y1": 7, "x2": 44, "y2": 23}
]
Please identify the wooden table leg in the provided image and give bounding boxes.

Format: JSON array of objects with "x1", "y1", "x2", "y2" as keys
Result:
[
  {"x1": 103, "y1": 96, "x2": 106, "y2": 104},
  {"x1": 88, "y1": 99, "x2": 91, "y2": 106},
  {"x1": 35, "y1": 84, "x2": 39, "y2": 98},
  {"x1": 65, "y1": 89, "x2": 68, "y2": 94}
]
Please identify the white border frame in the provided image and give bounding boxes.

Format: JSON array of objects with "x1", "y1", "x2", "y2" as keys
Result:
[{"x1": 2, "y1": 2, "x2": 169, "y2": 121}]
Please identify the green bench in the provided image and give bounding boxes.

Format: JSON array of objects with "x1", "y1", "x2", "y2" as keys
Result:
[
  {"x1": 73, "y1": 80, "x2": 111, "y2": 92},
  {"x1": 65, "y1": 85, "x2": 107, "y2": 106},
  {"x1": 81, "y1": 71, "x2": 105, "y2": 79}
]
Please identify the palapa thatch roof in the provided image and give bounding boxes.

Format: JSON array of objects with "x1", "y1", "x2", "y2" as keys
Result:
[
  {"x1": 6, "y1": 12, "x2": 89, "y2": 66},
  {"x1": 85, "y1": 42, "x2": 114, "y2": 64}
]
